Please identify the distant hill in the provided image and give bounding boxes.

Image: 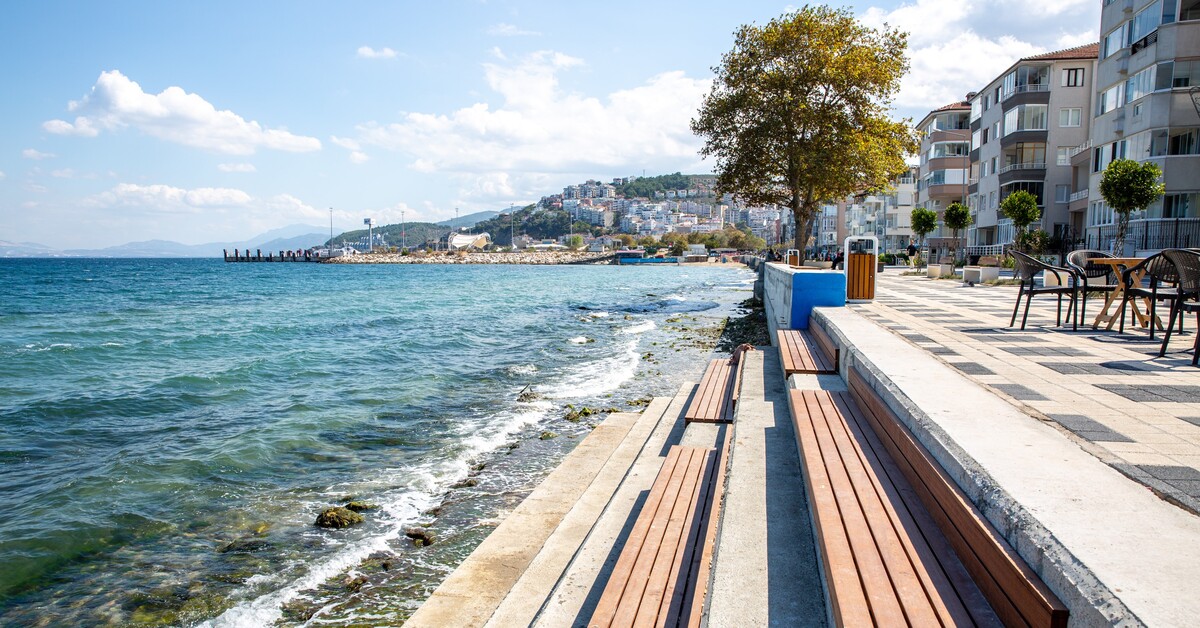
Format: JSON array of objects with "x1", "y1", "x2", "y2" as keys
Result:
[
  {"x1": 331, "y1": 222, "x2": 452, "y2": 249},
  {"x1": 0, "y1": 224, "x2": 328, "y2": 258},
  {"x1": 437, "y1": 211, "x2": 500, "y2": 230}
]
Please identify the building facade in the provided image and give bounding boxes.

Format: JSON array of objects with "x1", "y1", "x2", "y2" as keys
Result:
[
  {"x1": 1086, "y1": 0, "x2": 1200, "y2": 252},
  {"x1": 968, "y1": 44, "x2": 1099, "y2": 252},
  {"x1": 915, "y1": 102, "x2": 971, "y2": 257}
]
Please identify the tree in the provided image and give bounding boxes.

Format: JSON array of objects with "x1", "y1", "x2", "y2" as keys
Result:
[
  {"x1": 566, "y1": 234, "x2": 584, "y2": 250},
  {"x1": 910, "y1": 207, "x2": 937, "y2": 267},
  {"x1": 942, "y1": 202, "x2": 972, "y2": 261},
  {"x1": 1099, "y1": 159, "x2": 1164, "y2": 253},
  {"x1": 691, "y1": 6, "x2": 919, "y2": 258},
  {"x1": 1000, "y1": 190, "x2": 1041, "y2": 252}
]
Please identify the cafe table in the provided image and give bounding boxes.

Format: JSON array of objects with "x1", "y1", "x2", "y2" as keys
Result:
[{"x1": 1087, "y1": 257, "x2": 1164, "y2": 331}]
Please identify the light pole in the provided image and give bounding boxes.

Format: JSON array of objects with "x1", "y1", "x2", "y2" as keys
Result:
[
  {"x1": 400, "y1": 210, "x2": 406, "y2": 251},
  {"x1": 510, "y1": 203, "x2": 515, "y2": 251},
  {"x1": 363, "y1": 217, "x2": 374, "y2": 253},
  {"x1": 329, "y1": 207, "x2": 334, "y2": 251}
]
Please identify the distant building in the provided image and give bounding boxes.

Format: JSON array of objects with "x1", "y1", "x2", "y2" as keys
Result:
[{"x1": 915, "y1": 101, "x2": 971, "y2": 257}]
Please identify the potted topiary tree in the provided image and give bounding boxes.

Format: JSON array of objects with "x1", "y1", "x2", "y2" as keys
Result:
[
  {"x1": 911, "y1": 207, "x2": 938, "y2": 275},
  {"x1": 943, "y1": 201, "x2": 972, "y2": 266},
  {"x1": 1099, "y1": 159, "x2": 1164, "y2": 255}
]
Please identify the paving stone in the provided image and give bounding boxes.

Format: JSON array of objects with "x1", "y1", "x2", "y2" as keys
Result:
[
  {"x1": 1141, "y1": 465, "x2": 1200, "y2": 481},
  {"x1": 948, "y1": 362, "x2": 995, "y2": 375},
  {"x1": 992, "y1": 383, "x2": 1048, "y2": 401},
  {"x1": 1047, "y1": 414, "x2": 1134, "y2": 443}
]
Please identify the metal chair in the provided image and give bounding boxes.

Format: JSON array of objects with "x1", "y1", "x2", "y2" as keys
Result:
[
  {"x1": 1009, "y1": 250, "x2": 1078, "y2": 330},
  {"x1": 1066, "y1": 249, "x2": 1118, "y2": 329},
  {"x1": 1158, "y1": 249, "x2": 1200, "y2": 365},
  {"x1": 1117, "y1": 253, "x2": 1180, "y2": 337}
]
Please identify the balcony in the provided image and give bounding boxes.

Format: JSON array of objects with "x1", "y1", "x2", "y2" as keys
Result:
[
  {"x1": 1000, "y1": 129, "x2": 1049, "y2": 148},
  {"x1": 1069, "y1": 140, "x2": 1092, "y2": 159},
  {"x1": 998, "y1": 162, "x2": 1047, "y2": 186},
  {"x1": 1068, "y1": 189, "x2": 1089, "y2": 202},
  {"x1": 1000, "y1": 84, "x2": 1051, "y2": 105}
]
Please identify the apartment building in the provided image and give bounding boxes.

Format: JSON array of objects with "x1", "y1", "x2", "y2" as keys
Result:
[
  {"x1": 1086, "y1": 0, "x2": 1200, "y2": 252},
  {"x1": 915, "y1": 102, "x2": 971, "y2": 256},
  {"x1": 965, "y1": 44, "x2": 1098, "y2": 253}
]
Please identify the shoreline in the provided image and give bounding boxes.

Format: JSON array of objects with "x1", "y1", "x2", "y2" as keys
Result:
[{"x1": 325, "y1": 251, "x2": 750, "y2": 266}]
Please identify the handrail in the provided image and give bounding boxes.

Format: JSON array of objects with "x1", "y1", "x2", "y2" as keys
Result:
[
  {"x1": 1001, "y1": 83, "x2": 1050, "y2": 101},
  {"x1": 999, "y1": 162, "x2": 1046, "y2": 174},
  {"x1": 1069, "y1": 189, "x2": 1089, "y2": 202},
  {"x1": 1069, "y1": 140, "x2": 1093, "y2": 158}
]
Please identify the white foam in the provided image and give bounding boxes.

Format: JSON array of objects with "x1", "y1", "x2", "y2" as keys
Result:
[
  {"x1": 568, "y1": 336, "x2": 590, "y2": 344},
  {"x1": 202, "y1": 491, "x2": 436, "y2": 628},
  {"x1": 543, "y1": 338, "x2": 639, "y2": 399},
  {"x1": 619, "y1": 320, "x2": 656, "y2": 335},
  {"x1": 506, "y1": 364, "x2": 538, "y2": 376}
]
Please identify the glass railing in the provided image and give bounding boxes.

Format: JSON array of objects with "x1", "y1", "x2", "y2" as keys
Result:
[{"x1": 998, "y1": 162, "x2": 1047, "y2": 174}]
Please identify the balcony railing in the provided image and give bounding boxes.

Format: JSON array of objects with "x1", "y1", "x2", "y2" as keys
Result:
[
  {"x1": 1070, "y1": 140, "x2": 1093, "y2": 158},
  {"x1": 1001, "y1": 83, "x2": 1050, "y2": 102},
  {"x1": 1069, "y1": 189, "x2": 1089, "y2": 202},
  {"x1": 998, "y1": 161, "x2": 1046, "y2": 174}
]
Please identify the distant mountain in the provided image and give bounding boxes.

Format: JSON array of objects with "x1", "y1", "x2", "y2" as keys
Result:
[
  {"x1": 0, "y1": 225, "x2": 328, "y2": 258},
  {"x1": 437, "y1": 211, "x2": 500, "y2": 230}
]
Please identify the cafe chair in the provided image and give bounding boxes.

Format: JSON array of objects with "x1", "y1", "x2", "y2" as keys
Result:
[
  {"x1": 1066, "y1": 249, "x2": 1119, "y2": 329},
  {"x1": 1158, "y1": 249, "x2": 1200, "y2": 365},
  {"x1": 1010, "y1": 250, "x2": 1078, "y2": 331},
  {"x1": 1117, "y1": 253, "x2": 1180, "y2": 338}
]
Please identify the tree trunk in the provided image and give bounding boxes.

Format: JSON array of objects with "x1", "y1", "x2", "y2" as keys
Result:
[
  {"x1": 1114, "y1": 211, "x2": 1130, "y2": 253},
  {"x1": 792, "y1": 203, "x2": 807, "y2": 259}
]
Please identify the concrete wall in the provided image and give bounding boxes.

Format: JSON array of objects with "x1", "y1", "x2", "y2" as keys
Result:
[{"x1": 764, "y1": 262, "x2": 847, "y2": 335}]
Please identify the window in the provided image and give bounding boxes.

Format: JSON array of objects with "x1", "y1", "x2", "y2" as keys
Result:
[
  {"x1": 1174, "y1": 59, "x2": 1200, "y2": 87},
  {"x1": 1162, "y1": 193, "x2": 1197, "y2": 218},
  {"x1": 1059, "y1": 108, "x2": 1082, "y2": 127},
  {"x1": 972, "y1": 129, "x2": 981, "y2": 150},
  {"x1": 1104, "y1": 23, "x2": 1126, "y2": 57},
  {"x1": 1125, "y1": 64, "x2": 1157, "y2": 103},
  {"x1": 1003, "y1": 104, "x2": 1048, "y2": 135},
  {"x1": 1002, "y1": 65, "x2": 1050, "y2": 99},
  {"x1": 981, "y1": 161, "x2": 989, "y2": 177},
  {"x1": 1057, "y1": 146, "x2": 1072, "y2": 166},
  {"x1": 991, "y1": 156, "x2": 998, "y2": 174},
  {"x1": 1128, "y1": 2, "x2": 1162, "y2": 45},
  {"x1": 1062, "y1": 68, "x2": 1085, "y2": 87},
  {"x1": 1097, "y1": 83, "x2": 1125, "y2": 115},
  {"x1": 1169, "y1": 128, "x2": 1199, "y2": 155},
  {"x1": 1056, "y1": 185, "x2": 1070, "y2": 203}
]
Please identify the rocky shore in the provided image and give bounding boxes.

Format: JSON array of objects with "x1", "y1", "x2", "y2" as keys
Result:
[{"x1": 326, "y1": 251, "x2": 612, "y2": 265}]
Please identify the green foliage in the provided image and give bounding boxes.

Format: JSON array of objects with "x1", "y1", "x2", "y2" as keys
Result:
[
  {"x1": 669, "y1": 241, "x2": 686, "y2": 256},
  {"x1": 1099, "y1": 159, "x2": 1165, "y2": 251},
  {"x1": 691, "y1": 5, "x2": 919, "y2": 256},
  {"x1": 910, "y1": 207, "x2": 938, "y2": 242},
  {"x1": 472, "y1": 205, "x2": 575, "y2": 245},
  {"x1": 943, "y1": 202, "x2": 971, "y2": 245},
  {"x1": 332, "y1": 222, "x2": 450, "y2": 249},
  {"x1": 566, "y1": 234, "x2": 584, "y2": 250},
  {"x1": 1000, "y1": 190, "x2": 1041, "y2": 233},
  {"x1": 1016, "y1": 229, "x2": 1050, "y2": 255},
  {"x1": 617, "y1": 173, "x2": 692, "y2": 198}
]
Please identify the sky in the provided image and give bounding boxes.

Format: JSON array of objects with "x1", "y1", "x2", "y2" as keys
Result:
[{"x1": 0, "y1": 0, "x2": 1101, "y2": 249}]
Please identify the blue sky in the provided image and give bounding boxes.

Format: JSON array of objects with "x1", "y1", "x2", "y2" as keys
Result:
[{"x1": 1, "y1": 1, "x2": 1100, "y2": 248}]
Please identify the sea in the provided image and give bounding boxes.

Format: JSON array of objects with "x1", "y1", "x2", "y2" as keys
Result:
[{"x1": 0, "y1": 258, "x2": 755, "y2": 627}]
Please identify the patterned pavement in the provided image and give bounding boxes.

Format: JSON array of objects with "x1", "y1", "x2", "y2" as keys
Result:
[{"x1": 856, "y1": 271, "x2": 1200, "y2": 514}]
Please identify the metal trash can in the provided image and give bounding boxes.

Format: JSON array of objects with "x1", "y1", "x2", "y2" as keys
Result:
[{"x1": 844, "y1": 236, "x2": 879, "y2": 302}]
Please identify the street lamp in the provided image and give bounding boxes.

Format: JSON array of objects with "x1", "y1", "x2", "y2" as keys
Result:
[
  {"x1": 510, "y1": 203, "x2": 515, "y2": 251},
  {"x1": 363, "y1": 217, "x2": 374, "y2": 253}
]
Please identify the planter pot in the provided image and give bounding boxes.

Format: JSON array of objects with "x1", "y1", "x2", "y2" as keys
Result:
[{"x1": 927, "y1": 263, "x2": 954, "y2": 278}]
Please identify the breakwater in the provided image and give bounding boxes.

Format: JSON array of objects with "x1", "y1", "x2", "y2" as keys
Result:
[{"x1": 327, "y1": 251, "x2": 614, "y2": 265}]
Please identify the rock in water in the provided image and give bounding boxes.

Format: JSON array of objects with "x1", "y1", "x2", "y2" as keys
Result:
[
  {"x1": 405, "y1": 526, "x2": 435, "y2": 547},
  {"x1": 315, "y1": 506, "x2": 364, "y2": 529},
  {"x1": 343, "y1": 501, "x2": 377, "y2": 512}
]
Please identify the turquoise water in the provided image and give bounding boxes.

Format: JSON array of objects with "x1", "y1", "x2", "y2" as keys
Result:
[{"x1": 0, "y1": 258, "x2": 752, "y2": 626}]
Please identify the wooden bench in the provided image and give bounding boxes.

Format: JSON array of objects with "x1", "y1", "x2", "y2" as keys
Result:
[
  {"x1": 682, "y1": 350, "x2": 751, "y2": 424},
  {"x1": 788, "y1": 369, "x2": 1068, "y2": 627},
  {"x1": 589, "y1": 442, "x2": 726, "y2": 628},
  {"x1": 776, "y1": 324, "x2": 838, "y2": 377},
  {"x1": 963, "y1": 255, "x2": 1002, "y2": 284}
]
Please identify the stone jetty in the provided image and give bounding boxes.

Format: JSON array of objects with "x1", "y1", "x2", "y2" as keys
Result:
[{"x1": 325, "y1": 251, "x2": 612, "y2": 265}]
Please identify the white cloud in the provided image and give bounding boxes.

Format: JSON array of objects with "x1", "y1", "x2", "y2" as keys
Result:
[
  {"x1": 858, "y1": 0, "x2": 1101, "y2": 118},
  {"x1": 348, "y1": 50, "x2": 709, "y2": 207},
  {"x1": 357, "y1": 46, "x2": 398, "y2": 59},
  {"x1": 43, "y1": 70, "x2": 321, "y2": 155},
  {"x1": 0, "y1": 171, "x2": 6, "y2": 180},
  {"x1": 22, "y1": 148, "x2": 55, "y2": 160},
  {"x1": 218, "y1": 162, "x2": 257, "y2": 173},
  {"x1": 330, "y1": 136, "x2": 361, "y2": 150},
  {"x1": 21, "y1": 201, "x2": 38, "y2": 209},
  {"x1": 87, "y1": 183, "x2": 252, "y2": 213},
  {"x1": 51, "y1": 168, "x2": 76, "y2": 178},
  {"x1": 487, "y1": 23, "x2": 541, "y2": 37},
  {"x1": 350, "y1": 151, "x2": 370, "y2": 164}
]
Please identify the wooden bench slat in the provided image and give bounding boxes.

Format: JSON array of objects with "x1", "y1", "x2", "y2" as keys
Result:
[
  {"x1": 790, "y1": 390, "x2": 874, "y2": 626},
  {"x1": 830, "y1": 391, "x2": 981, "y2": 627},
  {"x1": 822, "y1": 391, "x2": 947, "y2": 627},
  {"x1": 776, "y1": 328, "x2": 837, "y2": 376},
  {"x1": 803, "y1": 391, "x2": 910, "y2": 625},
  {"x1": 848, "y1": 371, "x2": 1068, "y2": 628},
  {"x1": 684, "y1": 358, "x2": 739, "y2": 424},
  {"x1": 678, "y1": 434, "x2": 727, "y2": 627},
  {"x1": 590, "y1": 445, "x2": 721, "y2": 628},
  {"x1": 638, "y1": 447, "x2": 708, "y2": 625}
]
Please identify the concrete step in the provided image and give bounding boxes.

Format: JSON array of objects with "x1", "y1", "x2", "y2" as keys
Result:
[{"x1": 702, "y1": 348, "x2": 827, "y2": 626}]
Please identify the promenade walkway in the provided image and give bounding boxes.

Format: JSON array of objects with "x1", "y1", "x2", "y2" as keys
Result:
[{"x1": 861, "y1": 272, "x2": 1200, "y2": 514}]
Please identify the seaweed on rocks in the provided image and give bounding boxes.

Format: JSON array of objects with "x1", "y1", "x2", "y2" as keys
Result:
[{"x1": 315, "y1": 507, "x2": 364, "y2": 529}]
